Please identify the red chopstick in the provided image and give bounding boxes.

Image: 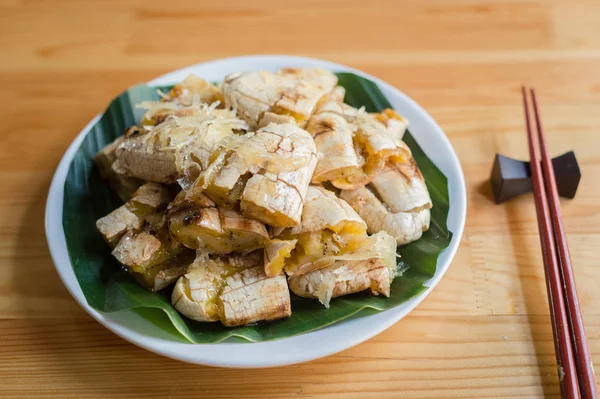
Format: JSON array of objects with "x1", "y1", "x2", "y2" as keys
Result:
[
  {"x1": 522, "y1": 87, "x2": 580, "y2": 398},
  {"x1": 530, "y1": 89, "x2": 598, "y2": 399}
]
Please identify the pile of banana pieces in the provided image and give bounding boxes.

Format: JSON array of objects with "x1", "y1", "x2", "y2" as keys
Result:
[{"x1": 95, "y1": 68, "x2": 432, "y2": 327}]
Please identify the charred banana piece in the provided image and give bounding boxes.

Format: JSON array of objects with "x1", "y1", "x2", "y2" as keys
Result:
[
  {"x1": 168, "y1": 191, "x2": 269, "y2": 255},
  {"x1": 94, "y1": 136, "x2": 143, "y2": 202},
  {"x1": 268, "y1": 186, "x2": 397, "y2": 307},
  {"x1": 96, "y1": 183, "x2": 194, "y2": 291},
  {"x1": 115, "y1": 108, "x2": 248, "y2": 185},
  {"x1": 195, "y1": 122, "x2": 317, "y2": 227},
  {"x1": 340, "y1": 152, "x2": 432, "y2": 245},
  {"x1": 222, "y1": 68, "x2": 337, "y2": 129},
  {"x1": 172, "y1": 252, "x2": 291, "y2": 326},
  {"x1": 306, "y1": 88, "x2": 411, "y2": 190}
]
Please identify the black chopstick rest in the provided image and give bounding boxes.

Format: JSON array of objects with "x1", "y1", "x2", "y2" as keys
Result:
[{"x1": 490, "y1": 151, "x2": 581, "y2": 204}]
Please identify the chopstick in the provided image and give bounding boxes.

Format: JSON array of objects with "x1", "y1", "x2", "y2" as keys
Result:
[
  {"x1": 529, "y1": 89, "x2": 598, "y2": 399},
  {"x1": 522, "y1": 87, "x2": 580, "y2": 398}
]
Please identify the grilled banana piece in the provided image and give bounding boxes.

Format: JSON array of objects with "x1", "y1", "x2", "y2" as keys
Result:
[
  {"x1": 94, "y1": 136, "x2": 143, "y2": 201},
  {"x1": 374, "y1": 108, "x2": 409, "y2": 141},
  {"x1": 277, "y1": 185, "x2": 366, "y2": 237},
  {"x1": 306, "y1": 96, "x2": 359, "y2": 187},
  {"x1": 172, "y1": 252, "x2": 291, "y2": 326},
  {"x1": 306, "y1": 89, "x2": 411, "y2": 189},
  {"x1": 115, "y1": 109, "x2": 247, "y2": 184},
  {"x1": 222, "y1": 68, "x2": 337, "y2": 128},
  {"x1": 257, "y1": 112, "x2": 296, "y2": 128},
  {"x1": 139, "y1": 75, "x2": 223, "y2": 126},
  {"x1": 269, "y1": 186, "x2": 398, "y2": 306},
  {"x1": 96, "y1": 205, "x2": 141, "y2": 247},
  {"x1": 288, "y1": 256, "x2": 392, "y2": 302},
  {"x1": 111, "y1": 230, "x2": 193, "y2": 291},
  {"x1": 168, "y1": 191, "x2": 269, "y2": 254},
  {"x1": 264, "y1": 239, "x2": 297, "y2": 278},
  {"x1": 221, "y1": 265, "x2": 291, "y2": 327},
  {"x1": 340, "y1": 156, "x2": 432, "y2": 245},
  {"x1": 267, "y1": 185, "x2": 366, "y2": 277},
  {"x1": 97, "y1": 183, "x2": 193, "y2": 290},
  {"x1": 96, "y1": 182, "x2": 173, "y2": 247},
  {"x1": 196, "y1": 122, "x2": 317, "y2": 227},
  {"x1": 164, "y1": 74, "x2": 223, "y2": 106}
]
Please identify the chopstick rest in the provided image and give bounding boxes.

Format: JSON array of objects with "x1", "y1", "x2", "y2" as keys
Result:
[{"x1": 490, "y1": 151, "x2": 581, "y2": 204}]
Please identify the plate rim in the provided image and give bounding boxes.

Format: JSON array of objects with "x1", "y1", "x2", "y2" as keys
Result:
[{"x1": 45, "y1": 55, "x2": 467, "y2": 368}]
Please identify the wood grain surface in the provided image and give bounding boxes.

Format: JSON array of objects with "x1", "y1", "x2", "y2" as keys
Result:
[{"x1": 1, "y1": 0, "x2": 599, "y2": 397}]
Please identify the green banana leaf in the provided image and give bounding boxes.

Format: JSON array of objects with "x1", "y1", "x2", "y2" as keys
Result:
[{"x1": 62, "y1": 72, "x2": 452, "y2": 343}]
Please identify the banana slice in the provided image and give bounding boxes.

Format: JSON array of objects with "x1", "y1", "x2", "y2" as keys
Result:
[
  {"x1": 111, "y1": 230, "x2": 193, "y2": 291},
  {"x1": 96, "y1": 183, "x2": 173, "y2": 247},
  {"x1": 163, "y1": 74, "x2": 223, "y2": 106},
  {"x1": 222, "y1": 68, "x2": 337, "y2": 128},
  {"x1": 264, "y1": 239, "x2": 297, "y2": 278},
  {"x1": 267, "y1": 186, "x2": 366, "y2": 277},
  {"x1": 195, "y1": 122, "x2": 317, "y2": 227},
  {"x1": 287, "y1": 257, "x2": 392, "y2": 303},
  {"x1": 137, "y1": 75, "x2": 224, "y2": 126},
  {"x1": 340, "y1": 155, "x2": 432, "y2": 245},
  {"x1": 115, "y1": 109, "x2": 247, "y2": 184},
  {"x1": 269, "y1": 186, "x2": 398, "y2": 307},
  {"x1": 97, "y1": 183, "x2": 193, "y2": 291},
  {"x1": 94, "y1": 136, "x2": 143, "y2": 202},
  {"x1": 306, "y1": 88, "x2": 411, "y2": 190},
  {"x1": 96, "y1": 205, "x2": 141, "y2": 247},
  {"x1": 172, "y1": 252, "x2": 291, "y2": 326},
  {"x1": 168, "y1": 191, "x2": 269, "y2": 255}
]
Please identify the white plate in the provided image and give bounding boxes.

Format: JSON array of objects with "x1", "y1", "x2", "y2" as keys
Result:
[{"x1": 45, "y1": 55, "x2": 466, "y2": 368}]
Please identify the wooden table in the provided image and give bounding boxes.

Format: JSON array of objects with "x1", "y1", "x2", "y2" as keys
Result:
[{"x1": 2, "y1": 0, "x2": 599, "y2": 397}]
